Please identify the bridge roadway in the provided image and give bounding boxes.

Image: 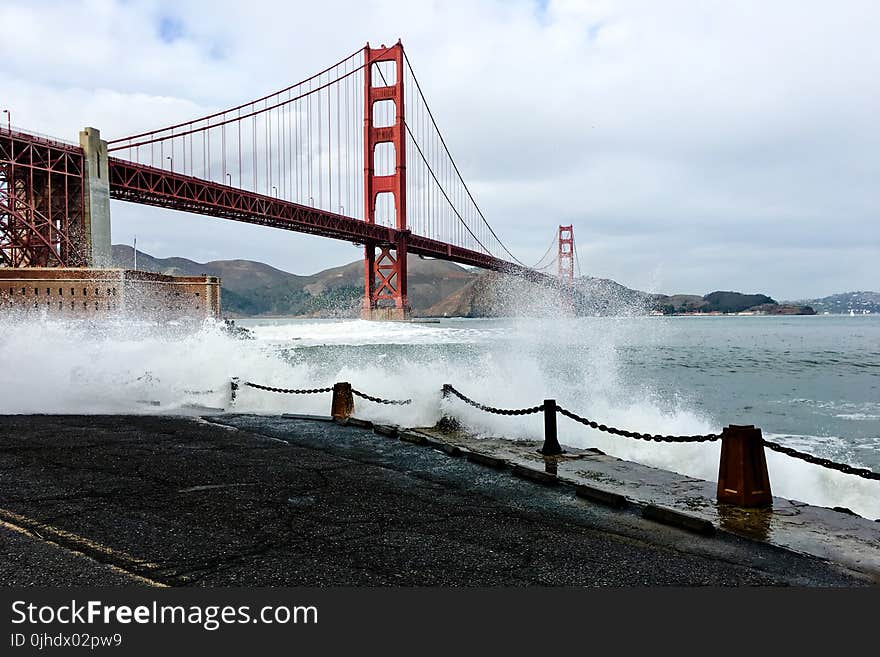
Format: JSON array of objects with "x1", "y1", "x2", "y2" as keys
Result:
[
  {"x1": 0, "y1": 414, "x2": 866, "y2": 586},
  {"x1": 1, "y1": 127, "x2": 544, "y2": 275},
  {"x1": 108, "y1": 157, "x2": 543, "y2": 279},
  {"x1": 3, "y1": 127, "x2": 550, "y2": 288}
]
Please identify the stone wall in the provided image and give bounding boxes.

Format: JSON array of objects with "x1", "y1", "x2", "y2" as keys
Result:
[{"x1": 0, "y1": 268, "x2": 220, "y2": 320}]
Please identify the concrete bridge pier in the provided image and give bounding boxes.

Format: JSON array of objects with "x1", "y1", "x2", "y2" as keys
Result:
[{"x1": 79, "y1": 127, "x2": 111, "y2": 267}]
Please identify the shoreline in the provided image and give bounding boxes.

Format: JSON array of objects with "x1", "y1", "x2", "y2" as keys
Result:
[{"x1": 231, "y1": 312, "x2": 874, "y2": 320}]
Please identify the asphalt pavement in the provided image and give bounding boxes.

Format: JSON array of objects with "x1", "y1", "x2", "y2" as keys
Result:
[{"x1": 0, "y1": 414, "x2": 868, "y2": 586}]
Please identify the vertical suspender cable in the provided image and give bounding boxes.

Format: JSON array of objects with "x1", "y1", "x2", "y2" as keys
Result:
[
  {"x1": 280, "y1": 99, "x2": 285, "y2": 199},
  {"x1": 206, "y1": 120, "x2": 211, "y2": 181},
  {"x1": 288, "y1": 89, "x2": 293, "y2": 201},
  {"x1": 267, "y1": 103, "x2": 272, "y2": 195},
  {"x1": 336, "y1": 67, "x2": 341, "y2": 213},
  {"x1": 345, "y1": 59, "x2": 350, "y2": 216},
  {"x1": 328, "y1": 70, "x2": 333, "y2": 211}
]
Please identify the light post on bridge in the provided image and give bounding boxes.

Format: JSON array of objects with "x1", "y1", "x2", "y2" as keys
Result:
[
  {"x1": 166, "y1": 156, "x2": 173, "y2": 173},
  {"x1": 2, "y1": 109, "x2": 10, "y2": 132},
  {"x1": 227, "y1": 173, "x2": 232, "y2": 186},
  {"x1": 272, "y1": 186, "x2": 277, "y2": 198}
]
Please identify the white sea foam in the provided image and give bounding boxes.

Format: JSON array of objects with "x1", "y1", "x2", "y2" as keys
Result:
[
  {"x1": 836, "y1": 413, "x2": 880, "y2": 421},
  {"x1": 0, "y1": 313, "x2": 877, "y2": 519},
  {"x1": 246, "y1": 319, "x2": 499, "y2": 346}
]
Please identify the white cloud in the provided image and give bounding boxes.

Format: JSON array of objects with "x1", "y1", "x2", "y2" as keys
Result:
[{"x1": 1, "y1": 0, "x2": 877, "y2": 297}]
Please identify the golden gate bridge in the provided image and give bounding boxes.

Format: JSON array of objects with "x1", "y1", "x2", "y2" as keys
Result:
[{"x1": 0, "y1": 40, "x2": 581, "y2": 319}]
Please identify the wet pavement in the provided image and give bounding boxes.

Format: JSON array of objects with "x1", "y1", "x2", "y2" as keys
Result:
[
  {"x1": 0, "y1": 414, "x2": 872, "y2": 586},
  {"x1": 417, "y1": 429, "x2": 880, "y2": 579}
]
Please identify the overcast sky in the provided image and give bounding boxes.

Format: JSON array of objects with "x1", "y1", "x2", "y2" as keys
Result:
[{"x1": 2, "y1": 0, "x2": 877, "y2": 299}]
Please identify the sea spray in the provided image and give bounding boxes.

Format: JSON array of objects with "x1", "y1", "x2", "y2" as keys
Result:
[{"x1": 0, "y1": 311, "x2": 877, "y2": 518}]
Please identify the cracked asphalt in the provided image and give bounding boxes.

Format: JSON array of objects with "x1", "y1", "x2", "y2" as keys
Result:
[{"x1": 0, "y1": 414, "x2": 868, "y2": 586}]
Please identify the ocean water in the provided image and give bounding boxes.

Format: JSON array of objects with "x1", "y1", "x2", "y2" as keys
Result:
[{"x1": 0, "y1": 313, "x2": 877, "y2": 519}]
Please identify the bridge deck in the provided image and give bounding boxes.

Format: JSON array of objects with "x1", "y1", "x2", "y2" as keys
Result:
[{"x1": 107, "y1": 158, "x2": 538, "y2": 277}]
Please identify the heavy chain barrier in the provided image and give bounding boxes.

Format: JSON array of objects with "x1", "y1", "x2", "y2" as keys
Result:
[
  {"x1": 351, "y1": 389, "x2": 412, "y2": 406},
  {"x1": 244, "y1": 382, "x2": 333, "y2": 395},
  {"x1": 555, "y1": 405, "x2": 721, "y2": 443},
  {"x1": 239, "y1": 377, "x2": 880, "y2": 483},
  {"x1": 762, "y1": 439, "x2": 880, "y2": 481},
  {"x1": 442, "y1": 384, "x2": 543, "y2": 416}
]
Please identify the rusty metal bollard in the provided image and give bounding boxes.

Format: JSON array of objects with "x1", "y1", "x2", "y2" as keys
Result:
[
  {"x1": 331, "y1": 381, "x2": 354, "y2": 419},
  {"x1": 539, "y1": 399, "x2": 564, "y2": 456},
  {"x1": 229, "y1": 377, "x2": 239, "y2": 408},
  {"x1": 717, "y1": 425, "x2": 772, "y2": 507}
]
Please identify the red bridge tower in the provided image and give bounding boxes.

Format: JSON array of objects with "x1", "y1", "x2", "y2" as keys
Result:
[
  {"x1": 557, "y1": 224, "x2": 574, "y2": 282},
  {"x1": 362, "y1": 41, "x2": 409, "y2": 320}
]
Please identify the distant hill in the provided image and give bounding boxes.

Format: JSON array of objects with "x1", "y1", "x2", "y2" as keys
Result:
[
  {"x1": 791, "y1": 291, "x2": 880, "y2": 315},
  {"x1": 111, "y1": 245, "x2": 476, "y2": 317},
  {"x1": 111, "y1": 245, "x2": 822, "y2": 318},
  {"x1": 649, "y1": 290, "x2": 814, "y2": 315},
  {"x1": 702, "y1": 291, "x2": 775, "y2": 313}
]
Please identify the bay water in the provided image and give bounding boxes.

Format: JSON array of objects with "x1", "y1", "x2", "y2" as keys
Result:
[{"x1": 1, "y1": 314, "x2": 877, "y2": 518}]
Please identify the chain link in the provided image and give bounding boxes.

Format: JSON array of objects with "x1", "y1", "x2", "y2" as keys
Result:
[
  {"x1": 242, "y1": 378, "x2": 879, "y2": 482},
  {"x1": 442, "y1": 384, "x2": 543, "y2": 416},
  {"x1": 555, "y1": 405, "x2": 721, "y2": 443},
  {"x1": 244, "y1": 382, "x2": 333, "y2": 395},
  {"x1": 762, "y1": 440, "x2": 880, "y2": 481},
  {"x1": 351, "y1": 389, "x2": 412, "y2": 405}
]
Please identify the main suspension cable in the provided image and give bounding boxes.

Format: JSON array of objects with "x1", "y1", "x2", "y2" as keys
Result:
[
  {"x1": 531, "y1": 231, "x2": 559, "y2": 270},
  {"x1": 401, "y1": 50, "x2": 527, "y2": 266}
]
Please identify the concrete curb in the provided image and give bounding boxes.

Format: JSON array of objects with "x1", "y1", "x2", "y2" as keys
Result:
[
  {"x1": 642, "y1": 504, "x2": 716, "y2": 536},
  {"x1": 465, "y1": 451, "x2": 506, "y2": 469},
  {"x1": 511, "y1": 464, "x2": 557, "y2": 485},
  {"x1": 374, "y1": 424, "x2": 399, "y2": 438},
  {"x1": 398, "y1": 431, "x2": 430, "y2": 445},
  {"x1": 282, "y1": 413, "x2": 333, "y2": 423},
  {"x1": 334, "y1": 417, "x2": 373, "y2": 429},
  {"x1": 430, "y1": 440, "x2": 463, "y2": 457},
  {"x1": 575, "y1": 484, "x2": 627, "y2": 509}
]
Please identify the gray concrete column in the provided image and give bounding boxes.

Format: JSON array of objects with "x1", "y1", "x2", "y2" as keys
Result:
[{"x1": 79, "y1": 127, "x2": 112, "y2": 267}]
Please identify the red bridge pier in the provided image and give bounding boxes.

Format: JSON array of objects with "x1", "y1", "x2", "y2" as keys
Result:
[
  {"x1": 557, "y1": 225, "x2": 573, "y2": 282},
  {"x1": 362, "y1": 41, "x2": 410, "y2": 321}
]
